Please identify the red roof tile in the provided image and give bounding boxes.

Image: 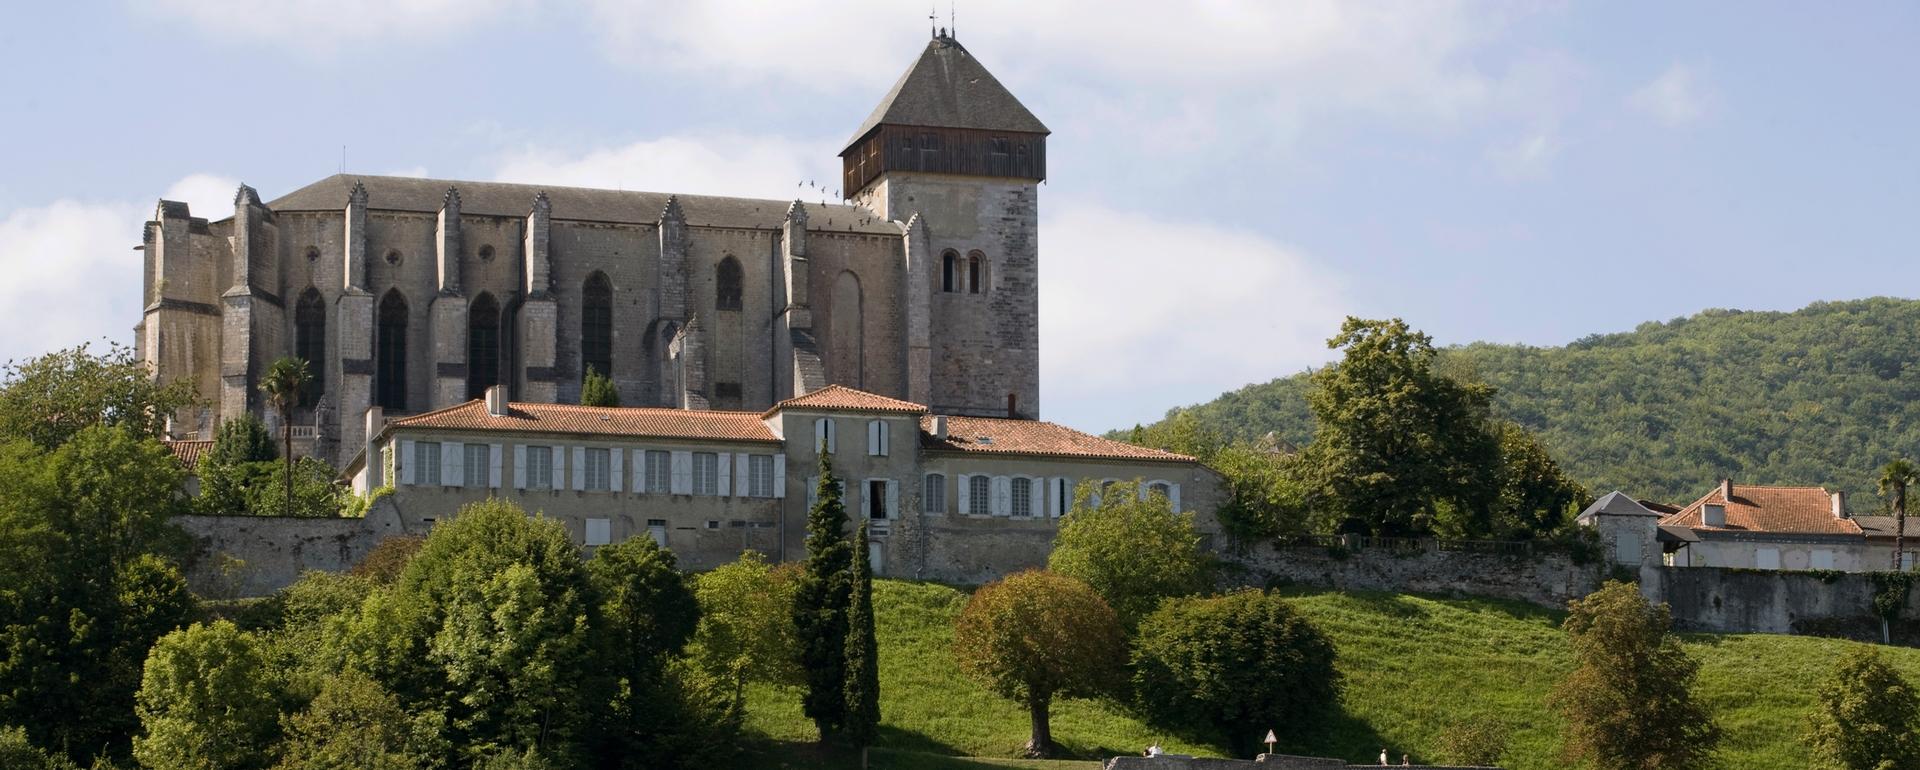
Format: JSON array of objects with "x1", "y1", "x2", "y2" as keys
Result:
[
  {"x1": 390, "y1": 400, "x2": 779, "y2": 443},
  {"x1": 1661, "y1": 484, "x2": 1861, "y2": 536},
  {"x1": 164, "y1": 439, "x2": 215, "y2": 469},
  {"x1": 765, "y1": 385, "x2": 928, "y2": 417},
  {"x1": 919, "y1": 415, "x2": 1196, "y2": 463}
]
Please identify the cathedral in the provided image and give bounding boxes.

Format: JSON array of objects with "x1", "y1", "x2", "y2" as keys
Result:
[{"x1": 136, "y1": 33, "x2": 1048, "y2": 467}]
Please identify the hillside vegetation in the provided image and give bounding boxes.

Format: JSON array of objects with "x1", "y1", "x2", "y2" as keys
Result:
[
  {"x1": 753, "y1": 579, "x2": 1920, "y2": 769},
  {"x1": 1122, "y1": 297, "x2": 1920, "y2": 503}
]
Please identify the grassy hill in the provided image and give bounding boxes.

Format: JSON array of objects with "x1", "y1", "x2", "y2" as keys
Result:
[
  {"x1": 744, "y1": 578, "x2": 1920, "y2": 768},
  {"x1": 1117, "y1": 297, "x2": 1920, "y2": 503}
]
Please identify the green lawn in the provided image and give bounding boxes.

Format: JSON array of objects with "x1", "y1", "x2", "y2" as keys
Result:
[{"x1": 733, "y1": 580, "x2": 1920, "y2": 769}]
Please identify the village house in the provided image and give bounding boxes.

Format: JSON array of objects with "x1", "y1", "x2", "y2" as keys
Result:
[
  {"x1": 1582, "y1": 479, "x2": 1913, "y2": 573},
  {"x1": 341, "y1": 384, "x2": 1223, "y2": 582}
]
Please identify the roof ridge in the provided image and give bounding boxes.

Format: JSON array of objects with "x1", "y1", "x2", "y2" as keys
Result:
[
  {"x1": 513, "y1": 401, "x2": 761, "y2": 417},
  {"x1": 390, "y1": 399, "x2": 483, "y2": 425}
]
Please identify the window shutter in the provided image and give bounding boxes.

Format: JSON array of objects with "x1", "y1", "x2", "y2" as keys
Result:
[
  {"x1": 399, "y1": 440, "x2": 415, "y2": 485},
  {"x1": 806, "y1": 475, "x2": 818, "y2": 508},
  {"x1": 610, "y1": 448, "x2": 624, "y2": 492},
  {"x1": 957, "y1": 474, "x2": 971, "y2": 514},
  {"x1": 886, "y1": 480, "x2": 899, "y2": 518},
  {"x1": 514, "y1": 445, "x2": 527, "y2": 489},
  {"x1": 566, "y1": 447, "x2": 582, "y2": 491},
  {"x1": 551, "y1": 447, "x2": 565, "y2": 491},
  {"x1": 717, "y1": 453, "x2": 732, "y2": 497},
  {"x1": 1168, "y1": 483, "x2": 1181, "y2": 513},
  {"x1": 670, "y1": 451, "x2": 693, "y2": 495},
  {"x1": 773, "y1": 454, "x2": 786, "y2": 498},
  {"x1": 442, "y1": 442, "x2": 463, "y2": 487},
  {"x1": 489, "y1": 444, "x2": 503, "y2": 488},
  {"x1": 734, "y1": 453, "x2": 749, "y2": 497},
  {"x1": 992, "y1": 476, "x2": 1011, "y2": 517},
  {"x1": 846, "y1": 479, "x2": 859, "y2": 517}
]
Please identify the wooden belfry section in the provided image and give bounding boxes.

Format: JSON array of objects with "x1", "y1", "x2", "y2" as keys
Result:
[{"x1": 840, "y1": 32, "x2": 1050, "y2": 196}]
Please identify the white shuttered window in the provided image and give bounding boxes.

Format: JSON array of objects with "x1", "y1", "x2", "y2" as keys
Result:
[
  {"x1": 692, "y1": 452, "x2": 719, "y2": 496},
  {"x1": 414, "y1": 442, "x2": 442, "y2": 486}
]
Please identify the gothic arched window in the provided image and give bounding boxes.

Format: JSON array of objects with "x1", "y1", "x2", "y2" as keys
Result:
[
  {"x1": 716, "y1": 256, "x2": 743, "y2": 311},
  {"x1": 967, "y1": 252, "x2": 984, "y2": 294},
  {"x1": 467, "y1": 292, "x2": 500, "y2": 400},
  {"x1": 376, "y1": 289, "x2": 408, "y2": 411},
  {"x1": 581, "y1": 271, "x2": 613, "y2": 380},
  {"x1": 942, "y1": 251, "x2": 958, "y2": 293},
  {"x1": 295, "y1": 288, "x2": 326, "y2": 407}
]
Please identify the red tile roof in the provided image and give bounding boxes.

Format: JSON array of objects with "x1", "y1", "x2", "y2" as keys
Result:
[
  {"x1": 390, "y1": 400, "x2": 779, "y2": 443},
  {"x1": 765, "y1": 384, "x2": 928, "y2": 417},
  {"x1": 164, "y1": 439, "x2": 215, "y2": 469},
  {"x1": 919, "y1": 415, "x2": 1196, "y2": 463},
  {"x1": 1661, "y1": 484, "x2": 1862, "y2": 536}
]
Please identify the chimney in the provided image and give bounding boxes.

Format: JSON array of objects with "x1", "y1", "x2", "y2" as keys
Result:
[
  {"x1": 1719, "y1": 478, "x2": 1733, "y2": 503},
  {"x1": 1833, "y1": 490, "x2": 1848, "y2": 519},
  {"x1": 1703, "y1": 503, "x2": 1726, "y2": 528},
  {"x1": 932, "y1": 415, "x2": 949, "y2": 440},
  {"x1": 485, "y1": 385, "x2": 508, "y2": 417},
  {"x1": 363, "y1": 406, "x2": 385, "y2": 488}
]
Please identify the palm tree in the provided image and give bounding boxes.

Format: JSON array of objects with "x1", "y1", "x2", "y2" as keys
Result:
[
  {"x1": 1881, "y1": 459, "x2": 1919, "y2": 572},
  {"x1": 259, "y1": 357, "x2": 313, "y2": 517}
]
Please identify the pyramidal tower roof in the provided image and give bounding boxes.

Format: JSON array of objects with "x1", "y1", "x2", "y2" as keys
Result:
[{"x1": 844, "y1": 33, "x2": 1049, "y2": 152}]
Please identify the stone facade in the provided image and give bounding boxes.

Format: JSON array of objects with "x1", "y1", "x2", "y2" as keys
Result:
[{"x1": 136, "y1": 34, "x2": 1049, "y2": 466}]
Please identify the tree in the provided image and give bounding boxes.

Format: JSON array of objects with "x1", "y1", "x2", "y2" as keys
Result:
[
  {"x1": 195, "y1": 414, "x2": 276, "y2": 515},
  {"x1": 133, "y1": 621, "x2": 281, "y2": 770},
  {"x1": 1299, "y1": 317, "x2": 1502, "y2": 536},
  {"x1": 1804, "y1": 647, "x2": 1920, "y2": 770},
  {"x1": 1048, "y1": 479, "x2": 1207, "y2": 628},
  {"x1": 272, "y1": 670, "x2": 434, "y2": 770},
  {"x1": 0, "y1": 342, "x2": 198, "y2": 451},
  {"x1": 245, "y1": 457, "x2": 346, "y2": 517},
  {"x1": 1549, "y1": 581, "x2": 1719, "y2": 770},
  {"x1": 1435, "y1": 716, "x2": 1512, "y2": 767},
  {"x1": 0, "y1": 726, "x2": 78, "y2": 770},
  {"x1": 259, "y1": 356, "x2": 313, "y2": 519},
  {"x1": 1207, "y1": 442, "x2": 1312, "y2": 541},
  {"x1": 0, "y1": 427, "x2": 193, "y2": 762},
  {"x1": 1483, "y1": 421, "x2": 1590, "y2": 540},
  {"x1": 580, "y1": 365, "x2": 619, "y2": 407},
  {"x1": 791, "y1": 451, "x2": 854, "y2": 742},
  {"x1": 583, "y1": 536, "x2": 715, "y2": 767},
  {"x1": 951, "y1": 570, "x2": 1125, "y2": 759},
  {"x1": 690, "y1": 551, "x2": 804, "y2": 687},
  {"x1": 1131, "y1": 591, "x2": 1340, "y2": 757},
  {"x1": 843, "y1": 523, "x2": 881, "y2": 747},
  {"x1": 1882, "y1": 460, "x2": 1918, "y2": 571},
  {"x1": 340, "y1": 498, "x2": 594, "y2": 766}
]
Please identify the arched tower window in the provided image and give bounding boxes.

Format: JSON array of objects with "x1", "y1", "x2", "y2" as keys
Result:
[
  {"x1": 376, "y1": 289, "x2": 408, "y2": 411},
  {"x1": 942, "y1": 251, "x2": 958, "y2": 293},
  {"x1": 467, "y1": 292, "x2": 500, "y2": 400},
  {"x1": 716, "y1": 256, "x2": 743, "y2": 311},
  {"x1": 581, "y1": 271, "x2": 613, "y2": 381},
  {"x1": 294, "y1": 288, "x2": 326, "y2": 407},
  {"x1": 968, "y1": 251, "x2": 988, "y2": 294}
]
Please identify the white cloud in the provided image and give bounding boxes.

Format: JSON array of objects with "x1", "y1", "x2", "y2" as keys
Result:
[
  {"x1": 1487, "y1": 127, "x2": 1567, "y2": 182},
  {"x1": 139, "y1": 0, "x2": 524, "y2": 53},
  {"x1": 1040, "y1": 203, "x2": 1350, "y2": 430},
  {"x1": 490, "y1": 134, "x2": 833, "y2": 200},
  {"x1": 0, "y1": 175, "x2": 237, "y2": 366},
  {"x1": 1630, "y1": 63, "x2": 1711, "y2": 127}
]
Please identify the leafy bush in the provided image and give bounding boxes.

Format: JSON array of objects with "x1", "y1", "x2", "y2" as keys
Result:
[
  {"x1": 1804, "y1": 647, "x2": 1920, "y2": 770},
  {"x1": 1131, "y1": 590, "x2": 1339, "y2": 757},
  {"x1": 272, "y1": 670, "x2": 436, "y2": 770},
  {"x1": 246, "y1": 457, "x2": 346, "y2": 517},
  {"x1": 349, "y1": 535, "x2": 425, "y2": 584},
  {"x1": 691, "y1": 551, "x2": 804, "y2": 687},
  {"x1": 1049, "y1": 479, "x2": 1207, "y2": 628},
  {"x1": 134, "y1": 621, "x2": 281, "y2": 770},
  {"x1": 1436, "y1": 716, "x2": 1512, "y2": 766},
  {"x1": 1549, "y1": 581, "x2": 1719, "y2": 770}
]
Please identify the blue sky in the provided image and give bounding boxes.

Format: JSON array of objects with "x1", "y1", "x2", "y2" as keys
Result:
[{"x1": 2, "y1": 1, "x2": 1916, "y2": 432}]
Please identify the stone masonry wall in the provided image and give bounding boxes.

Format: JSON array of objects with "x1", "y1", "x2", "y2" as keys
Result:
[
  {"x1": 1230, "y1": 541, "x2": 1601, "y2": 610},
  {"x1": 175, "y1": 501, "x2": 410, "y2": 598}
]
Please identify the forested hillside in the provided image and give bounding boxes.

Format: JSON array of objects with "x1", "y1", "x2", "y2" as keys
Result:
[{"x1": 1122, "y1": 298, "x2": 1920, "y2": 504}]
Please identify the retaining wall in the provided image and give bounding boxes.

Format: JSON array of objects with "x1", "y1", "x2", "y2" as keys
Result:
[
  {"x1": 174, "y1": 498, "x2": 410, "y2": 597},
  {"x1": 1228, "y1": 541, "x2": 1601, "y2": 610}
]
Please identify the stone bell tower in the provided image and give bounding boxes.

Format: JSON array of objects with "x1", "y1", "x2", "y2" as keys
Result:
[{"x1": 843, "y1": 31, "x2": 1048, "y2": 420}]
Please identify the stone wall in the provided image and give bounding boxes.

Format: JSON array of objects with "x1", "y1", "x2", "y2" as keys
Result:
[
  {"x1": 1660, "y1": 566, "x2": 1920, "y2": 641},
  {"x1": 174, "y1": 500, "x2": 410, "y2": 598},
  {"x1": 1229, "y1": 541, "x2": 1601, "y2": 610}
]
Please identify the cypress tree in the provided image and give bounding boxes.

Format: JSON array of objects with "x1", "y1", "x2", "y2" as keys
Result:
[
  {"x1": 792, "y1": 448, "x2": 853, "y2": 741},
  {"x1": 580, "y1": 365, "x2": 620, "y2": 407},
  {"x1": 843, "y1": 521, "x2": 881, "y2": 746}
]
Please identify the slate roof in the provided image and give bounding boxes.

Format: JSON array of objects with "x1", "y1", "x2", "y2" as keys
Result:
[
  {"x1": 164, "y1": 439, "x2": 214, "y2": 470},
  {"x1": 845, "y1": 35, "x2": 1049, "y2": 150},
  {"x1": 260, "y1": 175, "x2": 900, "y2": 234},
  {"x1": 765, "y1": 384, "x2": 929, "y2": 416},
  {"x1": 388, "y1": 400, "x2": 780, "y2": 443},
  {"x1": 1853, "y1": 516, "x2": 1913, "y2": 539},
  {"x1": 1577, "y1": 491, "x2": 1663, "y2": 521},
  {"x1": 919, "y1": 415, "x2": 1195, "y2": 463},
  {"x1": 1661, "y1": 484, "x2": 1862, "y2": 536}
]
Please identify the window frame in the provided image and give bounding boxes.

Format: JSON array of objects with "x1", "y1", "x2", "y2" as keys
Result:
[
  {"x1": 968, "y1": 475, "x2": 990, "y2": 516},
  {"x1": 525, "y1": 445, "x2": 554, "y2": 490},
  {"x1": 463, "y1": 443, "x2": 490, "y2": 489},
  {"x1": 584, "y1": 447, "x2": 612, "y2": 492},
  {"x1": 923, "y1": 473, "x2": 947, "y2": 514},
  {"x1": 692, "y1": 452, "x2": 719, "y2": 496},
  {"x1": 1011, "y1": 477, "x2": 1032, "y2": 518},
  {"x1": 415, "y1": 441, "x2": 442, "y2": 486},
  {"x1": 749, "y1": 454, "x2": 775, "y2": 498},
  {"x1": 645, "y1": 449, "x2": 671, "y2": 494}
]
